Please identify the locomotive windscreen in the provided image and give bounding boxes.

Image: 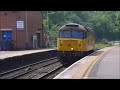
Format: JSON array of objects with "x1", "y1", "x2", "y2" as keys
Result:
[
  {"x1": 60, "y1": 30, "x2": 71, "y2": 38},
  {"x1": 59, "y1": 30, "x2": 84, "y2": 39},
  {"x1": 71, "y1": 30, "x2": 83, "y2": 39}
]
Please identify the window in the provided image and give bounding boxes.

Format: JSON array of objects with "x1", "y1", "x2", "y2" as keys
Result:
[
  {"x1": 59, "y1": 30, "x2": 71, "y2": 38},
  {"x1": 59, "y1": 30, "x2": 84, "y2": 39},
  {"x1": 71, "y1": 30, "x2": 83, "y2": 39}
]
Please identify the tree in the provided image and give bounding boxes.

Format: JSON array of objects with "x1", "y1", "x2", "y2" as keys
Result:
[{"x1": 42, "y1": 11, "x2": 120, "y2": 46}]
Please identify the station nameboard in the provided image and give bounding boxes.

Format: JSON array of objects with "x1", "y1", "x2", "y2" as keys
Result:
[{"x1": 16, "y1": 21, "x2": 24, "y2": 30}]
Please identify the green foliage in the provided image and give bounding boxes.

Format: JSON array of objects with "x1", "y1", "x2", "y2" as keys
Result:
[
  {"x1": 49, "y1": 24, "x2": 59, "y2": 37},
  {"x1": 101, "y1": 38, "x2": 109, "y2": 44},
  {"x1": 42, "y1": 11, "x2": 120, "y2": 42},
  {"x1": 95, "y1": 43, "x2": 111, "y2": 49},
  {"x1": 49, "y1": 42, "x2": 56, "y2": 47}
]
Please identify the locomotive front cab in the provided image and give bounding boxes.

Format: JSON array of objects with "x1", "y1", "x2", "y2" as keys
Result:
[
  {"x1": 57, "y1": 23, "x2": 88, "y2": 52},
  {"x1": 57, "y1": 30, "x2": 86, "y2": 52}
]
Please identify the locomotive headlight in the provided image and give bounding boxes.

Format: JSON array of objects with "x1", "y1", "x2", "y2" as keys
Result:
[{"x1": 71, "y1": 48, "x2": 74, "y2": 50}]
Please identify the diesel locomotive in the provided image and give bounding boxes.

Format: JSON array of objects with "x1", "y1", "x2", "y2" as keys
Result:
[{"x1": 57, "y1": 23, "x2": 95, "y2": 65}]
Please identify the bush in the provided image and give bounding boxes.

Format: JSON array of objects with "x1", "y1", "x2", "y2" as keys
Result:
[
  {"x1": 101, "y1": 38, "x2": 109, "y2": 44},
  {"x1": 49, "y1": 42, "x2": 56, "y2": 48}
]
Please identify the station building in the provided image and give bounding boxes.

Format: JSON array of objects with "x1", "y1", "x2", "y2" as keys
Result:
[{"x1": 0, "y1": 11, "x2": 49, "y2": 50}]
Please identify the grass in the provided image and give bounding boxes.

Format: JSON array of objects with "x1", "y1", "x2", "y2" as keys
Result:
[{"x1": 95, "y1": 43, "x2": 112, "y2": 49}]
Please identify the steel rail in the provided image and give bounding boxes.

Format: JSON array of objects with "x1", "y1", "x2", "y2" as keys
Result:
[{"x1": 0, "y1": 57, "x2": 58, "y2": 79}]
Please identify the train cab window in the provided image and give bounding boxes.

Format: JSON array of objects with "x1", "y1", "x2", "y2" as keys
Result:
[
  {"x1": 59, "y1": 30, "x2": 71, "y2": 38},
  {"x1": 71, "y1": 30, "x2": 83, "y2": 39}
]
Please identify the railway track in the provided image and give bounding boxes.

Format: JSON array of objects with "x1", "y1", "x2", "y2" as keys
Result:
[
  {"x1": 39, "y1": 49, "x2": 98, "y2": 79},
  {"x1": 40, "y1": 66, "x2": 65, "y2": 79},
  {"x1": 16, "y1": 61, "x2": 64, "y2": 79},
  {"x1": 0, "y1": 57, "x2": 60, "y2": 79},
  {"x1": 0, "y1": 49, "x2": 97, "y2": 79},
  {"x1": 14, "y1": 51, "x2": 96, "y2": 79}
]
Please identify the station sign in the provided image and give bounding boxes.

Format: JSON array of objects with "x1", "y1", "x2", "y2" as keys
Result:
[{"x1": 16, "y1": 21, "x2": 24, "y2": 30}]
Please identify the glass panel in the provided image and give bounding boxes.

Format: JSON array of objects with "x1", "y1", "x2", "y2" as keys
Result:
[
  {"x1": 71, "y1": 30, "x2": 83, "y2": 39},
  {"x1": 59, "y1": 30, "x2": 84, "y2": 39},
  {"x1": 60, "y1": 30, "x2": 71, "y2": 38}
]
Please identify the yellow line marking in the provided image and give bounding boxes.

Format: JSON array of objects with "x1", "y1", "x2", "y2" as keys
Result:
[
  {"x1": 72, "y1": 59, "x2": 94, "y2": 79},
  {"x1": 83, "y1": 47, "x2": 113, "y2": 79}
]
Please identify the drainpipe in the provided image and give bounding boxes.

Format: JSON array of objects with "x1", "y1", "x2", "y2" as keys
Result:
[{"x1": 26, "y1": 11, "x2": 28, "y2": 49}]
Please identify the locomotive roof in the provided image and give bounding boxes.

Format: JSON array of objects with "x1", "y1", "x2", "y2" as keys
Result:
[
  {"x1": 84, "y1": 27, "x2": 95, "y2": 34},
  {"x1": 59, "y1": 23, "x2": 87, "y2": 31}
]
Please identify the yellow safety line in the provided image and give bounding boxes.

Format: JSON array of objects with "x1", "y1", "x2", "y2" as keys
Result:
[
  {"x1": 73, "y1": 59, "x2": 93, "y2": 79},
  {"x1": 83, "y1": 47, "x2": 113, "y2": 79}
]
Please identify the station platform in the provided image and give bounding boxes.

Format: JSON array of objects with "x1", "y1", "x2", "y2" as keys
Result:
[
  {"x1": 0, "y1": 48, "x2": 56, "y2": 60},
  {"x1": 54, "y1": 46, "x2": 119, "y2": 79},
  {"x1": 0, "y1": 48, "x2": 57, "y2": 73},
  {"x1": 87, "y1": 46, "x2": 120, "y2": 79}
]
